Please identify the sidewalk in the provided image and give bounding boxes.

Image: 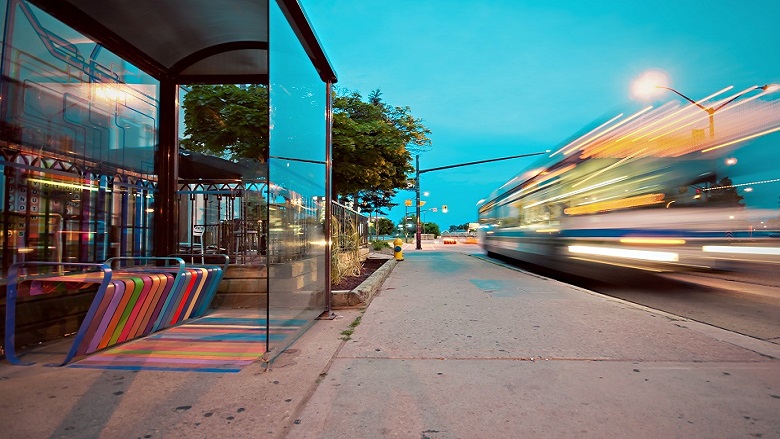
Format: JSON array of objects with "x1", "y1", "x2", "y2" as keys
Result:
[
  {"x1": 1, "y1": 248, "x2": 779, "y2": 438},
  {"x1": 288, "y1": 248, "x2": 780, "y2": 438}
]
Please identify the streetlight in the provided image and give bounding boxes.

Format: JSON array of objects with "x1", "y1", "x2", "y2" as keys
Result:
[
  {"x1": 416, "y1": 207, "x2": 438, "y2": 236},
  {"x1": 656, "y1": 84, "x2": 777, "y2": 138},
  {"x1": 413, "y1": 150, "x2": 549, "y2": 250}
]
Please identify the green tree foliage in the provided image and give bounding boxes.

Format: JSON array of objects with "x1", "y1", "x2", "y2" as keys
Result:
[
  {"x1": 399, "y1": 215, "x2": 417, "y2": 234},
  {"x1": 396, "y1": 215, "x2": 440, "y2": 236},
  {"x1": 333, "y1": 89, "x2": 431, "y2": 199},
  {"x1": 180, "y1": 85, "x2": 431, "y2": 203},
  {"x1": 423, "y1": 222, "x2": 440, "y2": 236},
  {"x1": 449, "y1": 223, "x2": 471, "y2": 232},
  {"x1": 375, "y1": 217, "x2": 395, "y2": 236},
  {"x1": 180, "y1": 84, "x2": 268, "y2": 161},
  {"x1": 354, "y1": 189, "x2": 397, "y2": 217},
  {"x1": 706, "y1": 177, "x2": 745, "y2": 207}
]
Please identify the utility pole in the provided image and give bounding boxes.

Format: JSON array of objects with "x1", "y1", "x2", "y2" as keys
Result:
[{"x1": 415, "y1": 155, "x2": 422, "y2": 250}]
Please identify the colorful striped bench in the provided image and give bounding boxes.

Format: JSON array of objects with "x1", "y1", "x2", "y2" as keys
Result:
[{"x1": 4, "y1": 255, "x2": 228, "y2": 366}]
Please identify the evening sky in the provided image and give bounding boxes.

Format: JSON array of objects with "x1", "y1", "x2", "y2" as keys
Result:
[{"x1": 304, "y1": 0, "x2": 780, "y2": 229}]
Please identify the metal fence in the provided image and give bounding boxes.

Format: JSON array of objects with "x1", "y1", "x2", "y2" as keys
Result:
[
  {"x1": 178, "y1": 183, "x2": 368, "y2": 262},
  {"x1": 331, "y1": 201, "x2": 369, "y2": 251}
]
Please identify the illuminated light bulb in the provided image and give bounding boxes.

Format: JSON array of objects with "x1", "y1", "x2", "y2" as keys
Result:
[{"x1": 630, "y1": 70, "x2": 670, "y2": 100}]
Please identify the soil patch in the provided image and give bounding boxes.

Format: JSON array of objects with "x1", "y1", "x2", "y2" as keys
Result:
[{"x1": 331, "y1": 258, "x2": 388, "y2": 291}]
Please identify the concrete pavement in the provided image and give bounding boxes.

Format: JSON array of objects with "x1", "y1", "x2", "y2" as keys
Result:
[
  {"x1": 0, "y1": 305, "x2": 364, "y2": 439},
  {"x1": 1, "y1": 243, "x2": 779, "y2": 438},
  {"x1": 288, "y1": 245, "x2": 780, "y2": 438}
]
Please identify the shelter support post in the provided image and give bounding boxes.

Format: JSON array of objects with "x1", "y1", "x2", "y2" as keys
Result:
[{"x1": 154, "y1": 78, "x2": 179, "y2": 256}]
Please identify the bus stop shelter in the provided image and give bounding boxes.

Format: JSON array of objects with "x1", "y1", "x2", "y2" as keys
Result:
[{"x1": 0, "y1": 0, "x2": 337, "y2": 363}]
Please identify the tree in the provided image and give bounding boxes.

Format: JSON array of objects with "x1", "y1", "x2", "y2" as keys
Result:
[
  {"x1": 357, "y1": 189, "x2": 398, "y2": 240},
  {"x1": 332, "y1": 89, "x2": 431, "y2": 200},
  {"x1": 706, "y1": 177, "x2": 745, "y2": 207},
  {"x1": 180, "y1": 85, "x2": 432, "y2": 203},
  {"x1": 355, "y1": 189, "x2": 396, "y2": 216},
  {"x1": 180, "y1": 84, "x2": 268, "y2": 161},
  {"x1": 423, "y1": 222, "x2": 440, "y2": 236},
  {"x1": 375, "y1": 217, "x2": 395, "y2": 236},
  {"x1": 400, "y1": 215, "x2": 419, "y2": 234}
]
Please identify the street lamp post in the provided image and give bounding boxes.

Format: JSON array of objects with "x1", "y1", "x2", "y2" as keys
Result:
[
  {"x1": 421, "y1": 207, "x2": 435, "y2": 225},
  {"x1": 657, "y1": 84, "x2": 777, "y2": 138},
  {"x1": 413, "y1": 150, "x2": 549, "y2": 250}
]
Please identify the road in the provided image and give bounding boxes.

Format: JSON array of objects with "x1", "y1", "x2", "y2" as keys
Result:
[{"x1": 494, "y1": 255, "x2": 780, "y2": 345}]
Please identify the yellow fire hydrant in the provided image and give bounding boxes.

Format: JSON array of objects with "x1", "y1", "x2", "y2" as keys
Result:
[{"x1": 393, "y1": 237, "x2": 404, "y2": 261}]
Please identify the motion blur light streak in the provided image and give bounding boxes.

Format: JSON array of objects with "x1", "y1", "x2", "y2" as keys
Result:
[
  {"x1": 620, "y1": 238, "x2": 686, "y2": 245},
  {"x1": 571, "y1": 148, "x2": 645, "y2": 188},
  {"x1": 550, "y1": 113, "x2": 624, "y2": 157},
  {"x1": 632, "y1": 86, "x2": 733, "y2": 142},
  {"x1": 501, "y1": 164, "x2": 578, "y2": 206},
  {"x1": 563, "y1": 193, "x2": 664, "y2": 215},
  {"x1": 523, "y1": 176, "x2": 628, "y2": 209},
  {"x1": 563, "y1": 106, "x2": 654, "y2": 157},
  {"x1": 702, "y1": 246, "x2": 780, "y2": 256},
  {"x1": 614, "y1": 101, "x2": 679, "y2": 143},
  {"x1": 579, "y1": 106, "x2": 664, "y2": 158},
  {"x1": 649, "y1": 88, "x2": 768, "y2": 143},
  {"x1": 569, "y1": 257, "x2": 667, "y2": 272},
  {"x1": 568, "y1": 245, "x2": 679, "y2": 262},
  {"x1": 701, "y1": 126, "x2": 780, "y2": 153},
  {"x1": 480, "y1": 83, "x2": 780, "y2": 275},
  {"x1": 643, "y1": 105, "x2": 710, "y2": 142}
]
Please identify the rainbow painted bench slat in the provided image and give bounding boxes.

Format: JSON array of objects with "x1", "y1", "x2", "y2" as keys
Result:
[{"x1": 4, "y1": 255, "x2": 228, "y2": 366}]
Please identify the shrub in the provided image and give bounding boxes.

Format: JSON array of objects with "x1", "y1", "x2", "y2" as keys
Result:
[
  {"x1": 331, "y1": 216, "x2": 362, "y2": 286},
  {"x1": 371, "y1": 240, "x2": 390, "y2": 251}
]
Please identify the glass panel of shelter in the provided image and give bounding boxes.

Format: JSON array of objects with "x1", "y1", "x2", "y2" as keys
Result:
[
  {"x1": 0, "y1": 0, "x2": 334, "y2": 363},
  {"x1": 177, "y1": 180, "x2": 268, "y2": 265},
  {"x1": 0, "y1": 1, "x2": 159, "y2": 277},
  {"x1": 267, "y1": 0, "x2": 328, "y2": 356}
]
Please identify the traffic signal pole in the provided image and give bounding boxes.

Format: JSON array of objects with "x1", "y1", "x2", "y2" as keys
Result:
[
  {"x1": 413, "y1": 150, "x2": 548, "y2": 250},
  {"x1": 415, "y1": 155, "x2": 422, "y2": 250}
]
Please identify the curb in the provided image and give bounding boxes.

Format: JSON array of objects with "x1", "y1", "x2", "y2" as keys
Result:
[{"x1": 331, "y1": 257, "x2": 397, "y2": 308}]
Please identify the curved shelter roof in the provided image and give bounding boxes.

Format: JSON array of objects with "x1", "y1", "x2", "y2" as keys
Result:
[{"x1": 29, "y1": 0, "x2": 337, "y2": 84}]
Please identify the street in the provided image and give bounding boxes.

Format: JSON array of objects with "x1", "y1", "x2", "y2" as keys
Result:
[{"x1": 481, "y1": 250, "x2": 780, "y2": 345}]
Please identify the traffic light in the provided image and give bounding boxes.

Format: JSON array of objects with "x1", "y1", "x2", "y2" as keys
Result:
[{"x1": 442, "y1": 205, "x2": 448, "y2": 213}]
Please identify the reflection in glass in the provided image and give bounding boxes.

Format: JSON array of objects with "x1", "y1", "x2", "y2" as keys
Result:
[
  {"x1": 268, "y1": 0, "x2": 327, "y2": 357},
  {"x1": 0, "y1": 1, "x2": 159, "y2": 276}
]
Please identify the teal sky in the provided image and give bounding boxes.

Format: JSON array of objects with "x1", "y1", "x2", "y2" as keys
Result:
[{"x1": 304, "y1": 0, "x2": 780, "y2": 228}]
